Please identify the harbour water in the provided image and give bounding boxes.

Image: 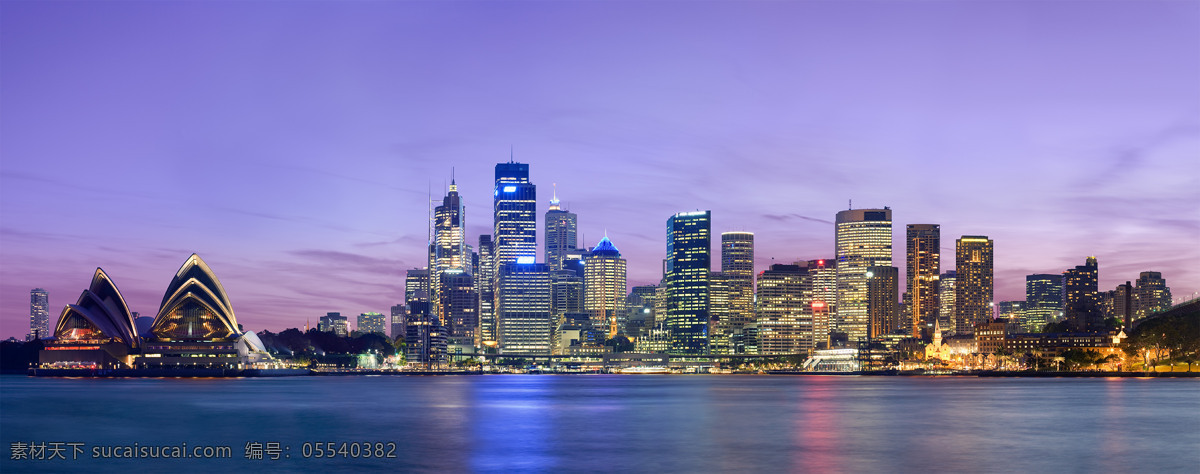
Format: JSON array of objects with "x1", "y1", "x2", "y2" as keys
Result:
[{"x1": 2, "y1": 375, "x2": 1197, "y2": 472}]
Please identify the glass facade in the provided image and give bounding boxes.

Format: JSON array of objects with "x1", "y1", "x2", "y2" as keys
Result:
[
  {"x1": 666, "y1": 211, "x2": 711, "y2": 355},
  {"x1": 835, "y1": 208, "x2": 892, "y2": 345}
]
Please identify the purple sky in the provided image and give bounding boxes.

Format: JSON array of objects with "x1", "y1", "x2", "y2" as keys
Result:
[{"x1": 2, "y1": 1, "x2": 1197, "y2": 338}]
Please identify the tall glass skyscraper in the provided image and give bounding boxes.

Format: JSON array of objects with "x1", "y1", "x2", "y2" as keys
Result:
[
  {"x1": 720, "y1": 232, "x2": 755, "y2": 338},
  {"x1": 666, "y1": 210, "x2": 711, "y2": 355},
  {"x1": 475, "y1": 236, "x2": 496, "y2": 347},
  {"x1": 584, "y1": 236, "x2": 627, "y2": 339},
  {"x1": 431, "y1": 178, "x2": 470, "y2": 329},
  {"x1": 834, "y1": 208, "x2": 892, "y2": 345},
  {"x1": 29, "y1": 288, "x2": 49, "y2": 341},
  {"x1": 755, "y1": 264, "x2": 809, "y2": 354},
  {"x1": 497, "y1": 262, "x2": 552, "y2": 354},
  {"x1": 906, "y1": 224, "x2": 940, "y2": 340},
  {"x1": 494, "y1": 161, "x2": 537, "y2": 265},
  {"x1": 955, "y1": 235, "x2": 994, "y2": 334},
  {"x1": 938, "y1": 270, "x2": 957, "y2": 335},
  {"x1": 1025, "y1": 273, "x2": 1063, "y2": 332},
  {"x1": 545, "y1": 186, "x2": 577, "y2": 271}
]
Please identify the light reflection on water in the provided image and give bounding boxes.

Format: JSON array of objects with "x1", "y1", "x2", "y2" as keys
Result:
[{"x1": 2, "y1": 375, "x2": 1198, "y2": 472}]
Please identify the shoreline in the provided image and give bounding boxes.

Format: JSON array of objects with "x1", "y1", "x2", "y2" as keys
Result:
[{"x1": 13, "y1": 368, "x2": 1198, "y2": 378}]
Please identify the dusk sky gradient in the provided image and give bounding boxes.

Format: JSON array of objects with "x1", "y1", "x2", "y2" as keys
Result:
[{"x1": 2, "y1": 0, "x2": 1197, "y2": 338}]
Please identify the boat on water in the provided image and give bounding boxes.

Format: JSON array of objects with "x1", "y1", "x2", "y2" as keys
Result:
[{"x1": 618, "y1": 366, "x2": 672, "y2": 374}]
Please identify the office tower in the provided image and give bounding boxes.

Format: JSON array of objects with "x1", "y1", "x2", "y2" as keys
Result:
[
  {"x1": 997, "y1": 301, "x2": 1025, "y2": 332},
  {"x1": 805, "y1": 259, "x2": 836, "y2": 349},
  {"x1": 357, "y1": 312, "x2": 387, "y2": 336},
  {"x1": 955, "y1": 236, "x2": 994, "y2": 335},
  {"x1": 756, "y1": 264, "x2": 810, "y2": 354},
  {"x1": 319, "y1": 312, "x2": 349, "y2": 336},
  {"x1": 1133, "y1": 271, "x2": 1172, "y2": 319},
  {"x1": 29, "y1": 288, "x2": 49, "y2": 341},
  {"x1": 665, "y1": 211, "x2": 711, "y2": 354},
  {"x1": 476, "y1": 236, "x2": 496, "y2": 348},
  {"x1": 1109, "y1": 282, "x2": 1133, "y2": 330},
  {"x1": 626, "y1": 285, "x2": 659, "y2": 338},
  {"x1": 584, "y1": 236, "x2": 627, "y2": 339},
  {"x1": 390, "y1": 304, "x2": 407, "y2": 340},
  {"x1": 405, "y1": 269, "x2": 430, "y2": 306},
  {"x1": 494, "y1": 160, "x2": 537, "y2": 265},
  {"x1": 405, "y1": 300, "x2": 445, "y2": 367},
  {"x1": 939, "y1": 270, "x2": 957, "y2": 335},
  {"x1": 1025, "y1": 274, "x2": 1063, "y2": 332},
  {"x1": 431, "y1": 178, "x2": 470, "y2": 322},
  {"x1": 550, "y1": 269, "x2": 584, "y2": 322},
  {"x1": 545, "y1": 186, "x2": 577, "y2": 271},
  {"x1": 439, "y1": 271, "x2": 479, "y2": 349},
  {"x1": 906, "y1": 224, "x2": 940, "y2": 340},
  {"x1": 834, "y1": 208, "x2": 893, "y2": 345},
  {"x1": 720, "y1": 232, "x2": 755, "y2": 335},
  {"x1": 1063, "y1": 256, "x2": 1100, "y2": 332},
  {"x1": 708, "y1": 272, "x2": 732, "y2": 354},
  {"x1": 867, "y1": 266, "x2": 899, "y2": 339},
  {"x1": 497, "y1": 261, "x2": 552, "y2": 354}
]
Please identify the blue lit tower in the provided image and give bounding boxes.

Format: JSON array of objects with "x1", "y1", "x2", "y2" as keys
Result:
[
  {"x1": 494, "y1": 160, "x2": 537, "y2": 265},
  {"x1": 665, "y1": 211, "x2": 711, "y2": 355}
]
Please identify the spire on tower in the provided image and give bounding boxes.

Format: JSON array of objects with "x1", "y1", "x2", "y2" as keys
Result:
[
  {"x1": 549, "y1": 183, "x2": 561, "y2": 210},
  {"x1": 449, "y1": 167, "x2": 457, "y2": 192}
]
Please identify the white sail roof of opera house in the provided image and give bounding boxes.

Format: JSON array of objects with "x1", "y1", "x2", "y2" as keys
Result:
[
  {"x1": 53, "y1": 268, "x2": 139, "y2": 348},
  {"x1": 149, "y1": 254, "x2": 241, "y2": 341}
]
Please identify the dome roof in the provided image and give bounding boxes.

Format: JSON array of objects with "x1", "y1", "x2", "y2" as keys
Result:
[{"x1": 589, "y1": 236, "x2": 621, "y2": 257}]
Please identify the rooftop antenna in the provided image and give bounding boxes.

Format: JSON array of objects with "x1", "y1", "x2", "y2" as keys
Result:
[
  {"x1": 510, "y1": 145, "x2": 514, "y2": 163},
  {"x1": 849, "y1": 199, "x2": 852, "y2": 210}
]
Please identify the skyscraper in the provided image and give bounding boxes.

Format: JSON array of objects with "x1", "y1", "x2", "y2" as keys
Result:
[
  {"x1": 756, "y1": 264, "x2": 810, "y2": 354},
  {"x1": 806, "y1": 259, "x2": 837, "y2": 349},
  {"x1": 720, "y1": 232, "x2": 755, "y2": 343},
  {"x1": 1025, "y1": 273, "x2": 1063, "y2": 333},
  {"x1": 29, "y1": 288, "x2": 49, "y2": 341},
  {"x1": 390, "y1": 304, "x2": 407, "y2": 340},
  {"x1": 835, "y1": 208, "x2": 893, "y2": 344},
  {"x1": 665, "y1": 211, "x2": 711, "y2": 355},
  {"x1": 939, "y1": 270, "x2": 957, "y2": 335},
  {"x1": 439, "y1": 270, "x2": 479, "y2": 349},
  {"x1": 494, "y1": 161, "x2": 537, "y2": 265},
  {"x1": 476, "y1": 235, "x2": 497, "y2": 348},
  {"x1": 708, "y1": 272, "x2": 732, "y2": 354},
  {"x1": 906, "y1": 224, "x2": 940, "y2": 340},
  {"x1": 431, "y1": 178, "x2": 471, "y2": 329},
  {"x1": 867, "y1": 266, "x2": 899, "y2": 339},
  {"x1": 583, "y1": 236, "x2": 627, "y2": 339},
  {"x1": 1133, "y1": 271, "x2": 1171, "y2": 319},
  {"x1": 1063, "y1": 257, "x2": 1100, "y2": 332},
  {"x1": 955, "y1": 235, "x2": 994, "y2": 335},
  {"x1": 545, "y1": 186, "x2": 577, "y2": 271},
  {"x1": 497, "y1": 261, "x2": 552, "y2": 354}
]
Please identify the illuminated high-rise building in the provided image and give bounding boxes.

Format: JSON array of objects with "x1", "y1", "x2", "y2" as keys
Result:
[
  {"x1": 665, "y1": 210, "x2": 711, "y2": 355},
  {"x1": 405, "y1": 268, "x2": 430, "y2": 306},
  {"x1": 939, "y1": 270, "x2": 957, "y2": 335},
  {"x1": 806, "y1": 259, "x2": 836, "y2": 349},
  {"x1": 1025, "y1": 273, "x2": 1062, "y2": 332},
  {"x1": 430, "y1": 178, "x2": 475, "y2": 342},
  {"x1": 476, "y1": 236, "x2": 497, "y2": 348},
  {"x1": 29, "y1": 288, "x2": 49, "y2": 341},
  {"x1": 584, "y1": 236, "x2": 627, "y2": 339},
  {"x1": 708, "y1": 272, "x2": 732, "y2": 354},
  {"x1": 494, "y1": 160, "x2": 537, "y2": 265},
  {"x1": 756, "y1": 264, "x2": 810, "y2": 354},
  {"x1": 906, "y1": 224, "x2": 940, "y2": 340},
  {"x1": 319, "y1": 312, "x2": 349, "y2": 337},
  {"x1": 550, "y1": 269, "x2": 584, "y2": 326},
  {"x1": 718, "y1": 232, "x2": 754, "y2": 350},
  {"x1": 497, "y1": 261, "x2": 552, "y2": 354},
  {"x1": 439, "y1": 271, "x2": 479, "y2": 349},
  {"x1": 834, "y1": 208, "x2": 892, "y2": 344},
  {"x1": 1063, "y1": 257, "x2": 1100, "y2": 332},
  {"x1": 390, "y1": 304, "x2": 407, "y2": 340},
  {"x1": 625, "y1": 285, "x2": 659, "y2": 338},
  {"x1": 545, "y1": 186, "x2": 577, "y2": 271},
  {"x1": 867, "y1": 266, "x2": 899, "y2": 339},
  {"x1": 1133, "y1": 271, "x2": 1171, "y2": 320},
  {"x1": 955, "y1": 236, "x2": 994, "y2": 335}
]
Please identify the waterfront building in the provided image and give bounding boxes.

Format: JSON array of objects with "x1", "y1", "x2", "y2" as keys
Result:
[
  {"x1": 438, "y1": 271, "x2": 479, "y2": 350},
  {"x1": 357, "y1": 312, "x2": 387, "y2": 336},
  {"x1": 545, "y1": 186, "x2": 577, "y2": 271},
  {"x1": 319, "y1": 312, "x2": 349, "y2": 336},
  {"x1": 430, "y1": 178, "x2": 472, "y2": 329},
  {"x1": 476, "y1": 236, "x2": 496, "y2": 348},
  {"x1": 1102, "y1": 282, "x2": 1133, "y2": 330},
  {"x1": 1063, "y1": 256, "x2": 1100, "y2": 331},
  {"x1": 867, "y1": 266, "x2": 899, "y2": 340},
  {"x1": 497, "y1": 261, "x2": 552, "y2": 354},
  {"x1": 29, "y1": 288, "x2": 49, "y2": 341},
  {"x1": 405, "y1": 300, "x2": 446, "y2": 367},
  {"x1": 1133, "y1": 271, "x2": 1171, "y2": 319},
  {"x1": 584, "y1": 236, "x2": 627, "y2": 339},
  {"x1": 955, "y1": 236, "x2": 994, "y2": 335},
  {"x1": 834, "y1": 208, "x2": 892, "y2": 345},
  {"x1": 625, "y1": 285, "x2": 659, "y2": 339},
  {"x1": 720, "y1": 232, "x2": 755, "y2": 338},
  {"x1": 938, "y1": 270, "x2": 957, "y2": 335},
  {"x1": 550, "y1": 269, "x2": 584, "y2": 328},
  {"x1": 975, "y1": 319, "x2": 1008, "y2": 359},
  {"x1": 906, "y1": 224, "x2": 940, "y2": 340},
  {"x1": 39, "y1": 269, "x2": 138, "y2": 368},
  {"x1": 806, "y1": 259, "x2": 837, "y2": 349},
  {"x1": 405, "y1": 269, "x2": 430, "y2": 306},
  {"x1": 708, "y1": 272, "x2": 732, "y2": 354},
  {"x1": 665, "y1": 210, "x2": 711, "y2": 355},
  {"x1": 494, "y1": 160, "x2": 537, "y2": 265},
  {"x1": 1025, "y1": 274, "x2": 1063, "y2": 332},
  {"x1": 756, "y1": 264, "x2": 810, "y2": 355},
  {"x1": 997, "y1": 301, "x2": 1025, "y2": 333}
]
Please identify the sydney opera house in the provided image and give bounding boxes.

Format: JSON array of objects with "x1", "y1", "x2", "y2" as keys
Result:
[{"x1": 39, "y1": 254, "x2": 272, "y2": 373}]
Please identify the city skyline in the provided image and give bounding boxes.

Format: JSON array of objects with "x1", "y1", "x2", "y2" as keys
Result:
[{"x1": 1, "y1": 1, "x2": 1197, "y2": 338}]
